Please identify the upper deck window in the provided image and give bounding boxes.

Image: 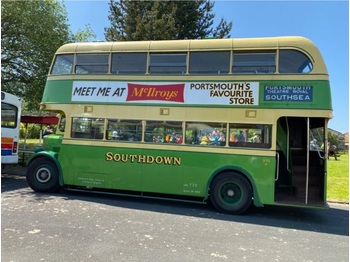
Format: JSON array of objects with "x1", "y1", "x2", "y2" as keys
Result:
[
  {"x1": 149, "y1": 53, "x2": 187, "y2": 75},
  {"x1": 233, "y1": 52, "x2": 276, "y2": 74},
  {"x1": 111, "y1": 53, "x2": 147, "y2": 74},
  {"x1": 75, "y1": 54, "x2": 109, "y2": 74},
  {"x1": 190, "y1": 51, "x2": 230, "y2": 74},
  {"x1": 279, "y1": 50, "x2": 313, "y2": 73},
  {"x1": 51, "y1": 54, "x2": 74, "y2": 75}
]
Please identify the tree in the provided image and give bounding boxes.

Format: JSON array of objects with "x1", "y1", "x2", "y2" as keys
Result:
[
  {"x1": 69, "y1": 24, "x2": 97, "y2": 43},
  {"x1": 328, "y1": 132, "x2": 340, "y2": 149},
  {"x1": 1, "y1": 0, "x2": 70, "y2": 110},
  {"x1": 105, "y1": 0, "x2": 232, "y2": 41},
  {"x1": 1, "y1": 0, "x2": 96, "y2": 111}
]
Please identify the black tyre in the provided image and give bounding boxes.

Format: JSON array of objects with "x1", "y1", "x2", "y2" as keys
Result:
[
  {"x1": 26, "y1": 158, "x2": 60, "y2": 193},
  {"x1": 210, "y1": 172, "x2": 252, "y2": 215}
]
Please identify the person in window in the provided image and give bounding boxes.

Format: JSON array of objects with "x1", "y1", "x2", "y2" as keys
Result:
[
  {"x1": 200, "y1": 134, "x2": 210, "y2": 145},
  {"x1": 212, "y1": 128, "x2": 220, "y2": 137},
  {"x1": 237, "y1": 130, "x2": 245, "y2": 142},
  {"x1": 218, "y1": 133, "x2": 226, "y2": 142},
  {"x1": 170, "y1": 132, "x2": 177, "y2": 143},
  {"x1": 229, "y1": 132, "x2": 235, "y2": 142},
  {"x1": 253, "y1": 133, "x2": 261, "y2": 143},
  {"x1": 43, "y1": 125, "x2": 53, "y2": 136},
  {"x1": 176, "y1": 135, "x2": 183, "y2": 144},
  {"x1": 209, "y1": 133, "x2": 219, "y2": 145},
  {"x1": 112, "y1": 130, "x2": 118, "y2": 140},
  {"x1": 310, "y1": 139, "x2": 317, "y2": 150}
]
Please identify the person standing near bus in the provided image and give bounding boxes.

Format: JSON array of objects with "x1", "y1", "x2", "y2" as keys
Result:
[{"x1": 43, "y1": 125, "x2": 53, "y2": 136}]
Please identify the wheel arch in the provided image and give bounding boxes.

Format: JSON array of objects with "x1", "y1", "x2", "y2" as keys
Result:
[
  {"x1": 206, "y1": 165, "x2": 264, "y2": 207},
  {"x1": 27, "y1": 151, "x2": 64, "y2": 187}
]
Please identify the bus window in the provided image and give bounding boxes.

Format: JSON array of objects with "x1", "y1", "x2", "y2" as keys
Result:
[
  {"x1": 228, "y1": 124, "x2": 272, "y2": 148},
  {"x1": 145, "y1": 121, "x2": 183, "y2": 143},
  {"x1": 107, "y1": 119, "x2": 142, "y2": 142},
  {"x1": 279, "y1": 50, "x2": 313, "y2": 73},
  {"x1": 185, "y1": 122, "x2": 227, "y2": 146},
  {"x1": 71, "y1": 117, "x2": 104, "y2": 139},
  {"x1": 58, "y1": 115, "x2": 66, "y2": 132},
  {"x1": 1, "y1": 103, "x2": 18, "y2": 128},
  {"x1": 232, "y1": 52, "x2": 276, "y2": 74},
  {"x1": 149, "y1": 53, "x2": 187, "y2": 75},
  {"x1": 111, "y1": 53, "x2": 147, "y2": 74},
  {"x1": 310, "y1": 126, "x2": 324, "y2": 151},
  {"x1": 75, "y1": 54, "x2": 109, "y2": 74},
  {"x1": 51, "y1": 54, "x2": 74, "y2": 75},
  {"x1": 189, "y1": 51, "x2": 230, "y2": 74}
]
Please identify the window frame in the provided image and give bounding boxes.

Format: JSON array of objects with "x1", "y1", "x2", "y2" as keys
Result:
[
  {"x1": 149, "y1": 53, "x2": 187, "y2": 75},
  {"x1": 75, "y1": 53, "x2": 109, "y2": 74}
]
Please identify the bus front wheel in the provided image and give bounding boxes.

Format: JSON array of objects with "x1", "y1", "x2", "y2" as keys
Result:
[
  {"x1": 210, "y1": 172, "x2": 252, "y2": 215},
  {"x1": 26, "y1": 158, "x2": 60, "y2": 193}
]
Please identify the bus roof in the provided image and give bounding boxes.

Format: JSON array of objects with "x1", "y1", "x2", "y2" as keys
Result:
[
  {"x1": 1, "y1": 91, "x2": 22, "y2": 105},
  {"x1": 55, "y1": 36, "x2": 327, "y2": 74},
  {"x1": 56, "y1": 36, "x2": 320, "y2": 56}
]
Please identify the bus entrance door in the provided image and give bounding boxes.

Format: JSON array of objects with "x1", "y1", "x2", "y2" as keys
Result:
[{"x1": 275, "y1": 117, "x2": 328, "y2": 207}]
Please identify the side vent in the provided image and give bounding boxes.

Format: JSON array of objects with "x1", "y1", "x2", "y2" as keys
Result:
[
  {"x1": 245, "y1": 110, "x2": 257, "y2": 118},
  {"x1": 84, "y1": 106, "x2": 93, "y2": 113},
  {"x1": 160, "y1": 108, "x2": 170, "y2": 115}
]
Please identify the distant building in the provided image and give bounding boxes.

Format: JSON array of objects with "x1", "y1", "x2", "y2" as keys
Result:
[{"x1": 328, "y1": 128, "x2": 346, "y2": 150}]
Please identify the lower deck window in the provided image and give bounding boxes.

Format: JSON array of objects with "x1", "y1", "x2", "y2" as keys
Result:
[
  {"x1": 107, "y1": 119, "x2": 142, "y2": 142},
  {"x1": 145, "y1": 121, "x2": 183, "y2": 143},
  {"x1": 71, "y1": 117, "x2": 104, "y2": 139},
  {"x1": 185, "y1": 122, "x2": 226, "y2": 146},
  {"x1": 228, "y1": 124, "x2": 272, "y2": 148},
  {"x1": 69, "y1": 117, "x2": 272, "y2": 149}
]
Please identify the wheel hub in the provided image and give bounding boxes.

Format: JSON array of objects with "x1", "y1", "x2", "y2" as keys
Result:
[
  {"x1": 36, "y1": 167, "x2": 51, "y2": 183},
  {"x1": 227, "y1": 189, "x2": 235, "y2": 197}
]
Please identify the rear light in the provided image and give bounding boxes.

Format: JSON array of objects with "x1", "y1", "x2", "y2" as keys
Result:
[{"x1": 13, "y1": 142, "x2": 18, "y2": 153}]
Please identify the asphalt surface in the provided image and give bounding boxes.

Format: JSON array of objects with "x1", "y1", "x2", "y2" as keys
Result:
[{"x1": 1, "y1": 165, "x2": 349, "y2": 262}]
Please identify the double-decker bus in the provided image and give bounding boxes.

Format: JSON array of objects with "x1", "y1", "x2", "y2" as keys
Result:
[
  {"x1": 26, "y1": 36, "x2": 332, "y2": 214},
  {"x1": 1, "y1": 92, "x2": 22, "y2": 165}
]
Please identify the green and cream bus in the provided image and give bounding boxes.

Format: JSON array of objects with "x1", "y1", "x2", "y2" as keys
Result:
[{"x1": 26, "y1": 36, "x2": 332, "y2": 214}]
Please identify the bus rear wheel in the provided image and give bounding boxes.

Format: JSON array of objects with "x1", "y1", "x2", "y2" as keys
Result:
[
  {"x1": 210, "y1": 172, "x2": 252, "y2": 215},
  {"x1": 26, "y1": 158, "x2": 60, "y2": 193}
]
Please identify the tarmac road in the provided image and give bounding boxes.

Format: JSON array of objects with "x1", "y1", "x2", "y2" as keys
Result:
[{"x1": 1, "y1": 165, "x2": 349, "y2": 262}]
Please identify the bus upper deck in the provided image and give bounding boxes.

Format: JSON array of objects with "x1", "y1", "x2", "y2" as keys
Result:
[{"x1": 42, "y1": 36, "x2": 331, "y2": 113}]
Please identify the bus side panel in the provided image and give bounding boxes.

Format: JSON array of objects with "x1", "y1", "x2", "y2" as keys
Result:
[
  {"x1": 141, "y1": 148, "x2": 183, "y2": 195},
  {"x1": 58, "y1": 143, "x2": 142, "y2": 191},
  {"x1": 58, "y1": 142, "x2": 277, "y2": 205}
]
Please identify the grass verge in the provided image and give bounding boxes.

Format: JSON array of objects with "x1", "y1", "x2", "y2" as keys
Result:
[{"x1": 327, "y1": 153, "x2": 349, "y2": 203}]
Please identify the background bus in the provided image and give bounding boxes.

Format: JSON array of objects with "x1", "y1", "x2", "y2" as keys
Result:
[
  {"x1": 26, "y1": 36, "x2": 332, "y2": 214},
  {"x1": 1, "y1": 92, "x2": 22, "y2": 165}
]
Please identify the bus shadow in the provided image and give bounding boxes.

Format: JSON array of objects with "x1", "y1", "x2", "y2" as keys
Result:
[
  {"x1": 2, "y1": 173, "x2": 348, "y2": 237},
  {"x1": 1, "y1": 173, "x2": 29, "y2": 192},
  {"x1": 53, "y1": 189, "x2": 349, "y2": 237}
]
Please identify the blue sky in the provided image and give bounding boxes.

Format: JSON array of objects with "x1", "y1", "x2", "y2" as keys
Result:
[{"x1": 65, "y1": 0, "x2": 349, "y2": 133}]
